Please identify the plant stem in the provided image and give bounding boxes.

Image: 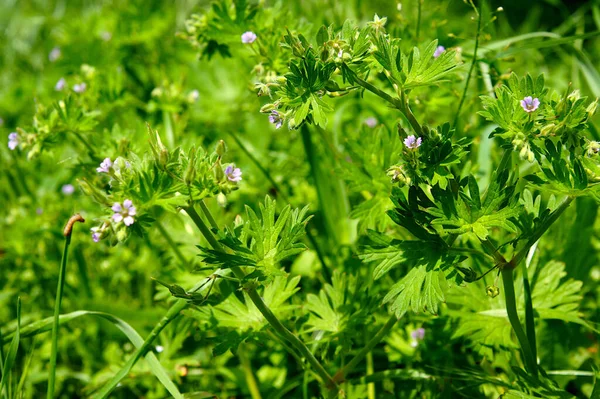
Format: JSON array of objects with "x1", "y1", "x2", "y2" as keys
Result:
[
  {"x1": 353, "y1": 76, "x2": 423, "y2": 136},
  {"x1": 244, "y1": 286, "x2": 337, "y2": 390},
  {"x1": 156, "y1": 221, "x2": 188, "y2": 268},
  {"x1": 453, "y1": 1, "x2": 482, "y2": 128},
  {"x1": 48, "y1": 215, "x2": 84, "y2": 399},
  {"x1": 184, "y1": 205, "x2": 222, "y2": 251},
  {"x1": 480, "y1": 238, "x2": 508, "y2": 266},
  {"x1": 501, "y1": 268, "x2": 538, "y2": 377},
  {"x1": 509, "y1": 196, "x2": 574, "y2": 268},
  {"x1": 239, "y1": 348, "x2": 262, "y2": 399},
  {"x1": 227, "y1": 130, "x2": 332, "y2": 283},
  {"x1": 521, "y1": 258, "x2": 537, "y2": 364},
  {"x1": 332, "y1": 314, "x2": 399, "y2": 385},
  {"x1": 366, "y1": 350, "x2": 375, "y2": 399},
  {"x1": 199, "y1": 200, "x2": 219, "y2": 231},
  {"x1": 184, "y1": 203, "x2": 338, "y2": 391}
]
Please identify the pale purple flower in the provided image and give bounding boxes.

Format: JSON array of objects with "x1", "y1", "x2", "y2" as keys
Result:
[
  {"x1": 410, "y1": 327, "x2": 425, "y2": 347},
  {"x1": 8, "y1": 132, "x2": 19, "y2": 150},
  {"x1": 91, "y1": 229, "x2": 101, "y2": 242},
  {"x1": 36, "y1": 208, "x2": 43, "y2": 215},
  {"x1": 49, "y1": 47, "x2": 61, "y2": 62},
  {"x1": 520, "y1": 96, "x2": 540, "y2": 113},
  {"x1": 62, "y1": 184, "x2": 75, "y2": 195},
  {"x1": 404, "y1": 135, "x2": 422, "y2": 149},
  {"x1": 225, "y1": 164, "x2": 242, "y2": 182},
  {"x1": 433, "y1": 45, "x2": 445, "y2": 58},
  {"x1": 112, "y1": 199, "x2": 136, "y2": 226},
  {"x1": 268, "y1": 110, "x2": 283, "y2": 129},
  {"x1": 55, "y1": 78, "x2": 66, "y2": 91},
  {"x1": 364, "y1": 117, "x2": 378, "y2": 128},
  {"x1": 73, "y1": 83, "x2": 87, "y2": 93},
  {"x1": 411, "y1": 328, "x2": 425, "y2": 340},
  {"x1": 241, "y1": 31, "x2": 257, "y2": 44},
  {"x1": 337, "y1": 49, "x2": 343, "y2": 58},
  {"x1": 96, "y1": 158, "x2": 113, "y2": 173}
]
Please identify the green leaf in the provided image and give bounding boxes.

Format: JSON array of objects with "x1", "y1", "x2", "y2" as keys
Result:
[
  {"x1": 0, "y1": 298, "x2": 21, "y2": 396},
  {"x1": 189, "y1": 276, "x2": 300, "y2": 331}
]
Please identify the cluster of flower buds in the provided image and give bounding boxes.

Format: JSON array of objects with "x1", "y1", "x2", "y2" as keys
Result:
[
  {"x1": 387, "y1": 164, "x2": 412, "y2": 186},
  {"x1": 511, "y1": 132, "x2": 535, "y2": 163}
]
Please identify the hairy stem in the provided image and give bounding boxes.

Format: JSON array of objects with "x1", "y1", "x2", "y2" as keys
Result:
[
  {"x1": 199, "y1": 200, "x2": 219, "y2": 231},
  {"x1": 156, "y1": 221, "x2": 188, "y2": 268},
  {"x1": 332, "y1": 314, "x2": 399, "y2": 385},
  {"x1": 353, "y1": 76, "x2": 423, "y2": 136},
  {"x1": 453, "y1": 1, "x2": 482, "y2": 127},
  {"x1": 184, "y1": 203, "x2": 338, "y2": 391},
  {"x1": 501, "y1": 268, "x2": 538, "y2": 377}
]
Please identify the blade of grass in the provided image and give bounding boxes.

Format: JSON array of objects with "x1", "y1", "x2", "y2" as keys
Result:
[
  {"x1": 0, "y1": 297, "x2": 21, "y2": 397},
  {"x1": 2, "y1": 309, "x2": 185, "y2": 399}
]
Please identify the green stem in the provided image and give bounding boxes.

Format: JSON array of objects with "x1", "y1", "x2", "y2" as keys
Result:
[
  {"x1": 156, "y1": 221, "x2": 188, "y2": 268},
  {"x1": 73, "y1": 131, "x2": 97, "y2": 160},
  {"x1": 47, "y1": 235, "x2": 72, "y2": 399},
  {"x1": 185, "y1": 203, "x2": 338, "y2": 391},
  {"x1": 239, "y1": 348, "x2": 262, "y2": 399},
  {"x1": 227, "y1": 131, "x2": 332, "y2": 283},
  {"x1": 480, "y1": 238, "x2": 508, "y2": 266},
  {"x1": 353, "y1": 76, "x2": 423, "y2": 136},
  {"x1": 366, "y1": 350, "x2": 375, "y2": 399},
  {"x1": 510, "y1": 196, "x2": 574, "y2": 268},
  {"x1": 199, "y1": 200, "x2": 219, "y2": 231},
  {"x1": 244, "y1": 286, "x2": 337, "y2": 390},
  {"x1": 501, "y1": 268, "x2": 538, "y2": 377},
  {"x1": 453, "y1": 1, "x2": 482, "y2": 128},
  {"x1": 521, "y1": 258, "x2": 537, "y2": 364},
  {"x1": 332, "y1": 314, "x2": 399, "y2": 385},
  {"x1": 184, "y1": 205, "x2": 222, "y2": 251}
]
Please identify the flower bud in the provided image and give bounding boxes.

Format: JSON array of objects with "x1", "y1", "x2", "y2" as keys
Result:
[
  {"x1": 215, "y1": 140, "x2": 227, "y2": 157},
  {"x1": 214, "y1": 159, "x2": 225, "y2": 182},
  {"x1": 260, "y1": 103, "x2": 277, "y2": 113},
  {"x1": 184, "y1": 148, "x2": 197, "y2": 185},
  {"x1": 234, "y1": 214, "x2": 244, "y2": 227},
  {"x1": 587, "y1": 98, "x2": 598, "y2": 117},
  {"x1": 540, "y1": 123, "x2": 556, "y2": 136},
  {"x1": 115, "y1": 227, "x2": 129, "y2": 242},
  {"x1": 568, "y1": 89, "x2": 581, "y2": 102},
  {"x1": 216, "y1": 192, "x2": 227, "y2": 207},
  {"x1": 78, "y1": 178, "x2": 109, "y2": 204}
]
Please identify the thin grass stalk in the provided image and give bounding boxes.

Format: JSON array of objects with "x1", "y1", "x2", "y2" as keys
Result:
[{"x1": 47, "y1": 214, "x2": 84, "y2": 399}]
